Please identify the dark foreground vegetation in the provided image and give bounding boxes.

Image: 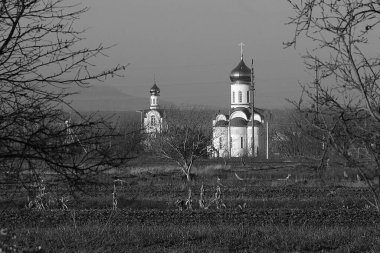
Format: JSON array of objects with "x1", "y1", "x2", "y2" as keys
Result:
[{"x1": 2, "y1": 159, "x2": 380, "y2": 252}]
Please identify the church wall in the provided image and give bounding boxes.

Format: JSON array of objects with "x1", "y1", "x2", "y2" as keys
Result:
[
  {"x1": 144, "y1": 111, "x2": 162, "y2": 133},
  {"x1": 230, "y1": 126, "x2": 247, "y2": 157},
  {"x1": 212, "y1": 127, "x2": 228, "y2": 157},
  {"x1": 211, "y1": 124, "x2": 262, "y2": 158},
  {"x1": 231, "y1": 84, "x2": 250, "y2": 108},
  {"x1": 247, "y1": 126, "x2": 259, "y2": 157}
]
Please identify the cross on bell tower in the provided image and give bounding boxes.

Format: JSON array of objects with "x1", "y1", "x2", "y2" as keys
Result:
[{"x1": 238, "y1": 42, "x2": 245, "y2": 59}]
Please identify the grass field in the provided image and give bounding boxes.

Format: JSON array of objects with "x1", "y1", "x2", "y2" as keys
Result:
[{"x1": 1, "y1": 159, "x2": 380, "y2": 252}]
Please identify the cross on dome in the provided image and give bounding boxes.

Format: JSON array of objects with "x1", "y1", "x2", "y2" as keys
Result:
[{"x1": 238, "y1": 42, "x2": 245, "y2": 59}]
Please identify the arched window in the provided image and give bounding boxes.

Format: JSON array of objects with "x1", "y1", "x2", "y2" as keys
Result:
[
  {"x1": 232, "y1": 91, "x2": 235, "y2": 103},
  {"x1": 247, "y1": 91, "x2": 250, "y2": 103},
  {"x1": 241, "y1": 137, "x2": 243, "y2": 148},
  {"x1": 238, "y1": 91, "x2": 242, "y2": 103},
  {"x1": 219, "y1": 137, "x2": 222, "y2": 149},
  {"x1": 151, "y1": 115, "x2": 156, "y2": 125}
]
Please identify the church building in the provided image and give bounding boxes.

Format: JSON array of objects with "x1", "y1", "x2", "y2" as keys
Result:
[
  {"x1": 140, "y1": 46, "x2": 265, "y2": 158},
  {"x1": 211, "y1": 48, "x2": 265, "y2": 158},
  {"x1": 142, "y1": 81, "x2": 165, "y2": 133}
]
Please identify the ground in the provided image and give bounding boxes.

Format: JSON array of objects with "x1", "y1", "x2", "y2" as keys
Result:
[{"x1": 1, "y1": 158, "x2": 380, "y2": 252}]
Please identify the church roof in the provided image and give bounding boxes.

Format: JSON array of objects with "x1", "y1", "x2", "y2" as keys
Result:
[
  {"x1": 214, "y1": 120, "x2": 229, "y2": 127},
  {"x1": 230, "y1": 58, "x2": 251, "y2": 83},
  {"x1": 215, "y1": 113, "x2": 229, "y2": 121},
  {"x1": 230, "y1": 107, "x2": 266, "y2": 121},
  {"x1": 248, "y1": 120, "x2": 263, "y2": 127},
  {"x1": 230, "y1": 117, "x2": 248, "y2": 127},
  {"x1": 150, "y1": 83, "x2": 160, "y2": 95},
  {"x1": 231, "y1": 107, "x2": 252, "y2": 119}
]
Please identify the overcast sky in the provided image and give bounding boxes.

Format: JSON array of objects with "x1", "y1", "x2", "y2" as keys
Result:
[{"x1": 79, "y1": 0, "x2": 314, "y2": 109}]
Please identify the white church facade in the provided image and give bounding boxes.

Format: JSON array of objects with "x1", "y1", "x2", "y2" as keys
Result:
[
  {"x1": 142, "y1": 81, "x2": 166, "y2": 133},
  {"x1": 211, "y1": 51, "x2": 265, "y2": 158}
]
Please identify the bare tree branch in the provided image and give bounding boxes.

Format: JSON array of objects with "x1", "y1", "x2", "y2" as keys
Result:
[
  {"x1": 286, "y1": 0, "x2": 380, "y2": 207},
  {"x1": 0, "y1": 0, "x2": 130, "y2": 205}
]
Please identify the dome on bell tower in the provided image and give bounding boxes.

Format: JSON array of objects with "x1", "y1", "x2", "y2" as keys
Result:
[
  {"x1": 150, "y1": 83, "x2": 160, "y2": 95},
  {"x1": 230, "y1": 58, "x2": 251, "y2": 83}
]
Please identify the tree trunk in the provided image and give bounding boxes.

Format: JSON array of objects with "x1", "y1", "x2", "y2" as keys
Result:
[
  {"x1": 184, "y1": 162, "x2": 193, "y2": 182},
  {"x1": 186, "y1": 173, "x2": 191, "y2": 182}
]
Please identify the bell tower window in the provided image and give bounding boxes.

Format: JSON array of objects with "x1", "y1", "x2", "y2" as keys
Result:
[
  {"x1": 238, "y1": 91, "x2": 242, "y2": 103},
  {"x1": 247, "y1": 91, "x2": 250, "y2": 103},
  {"x1": 151, "y1": 115, "x2": 156, "y2": 125},
  {"x1": 241, "y1": 137, "x2": 243, "y2": 148},
  {"x1": 232, "y1": 91, "x2": 235, "y2": 103}
]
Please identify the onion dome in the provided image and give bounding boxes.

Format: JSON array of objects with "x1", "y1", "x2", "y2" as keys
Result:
[
  {"x1": 214, "y1": 120, "x2": 229, "y2": 127},
  {"x1": 230, "y1": 58, "x2": 251, "y2": 83},
  {"x1": 150, "y1": 83, "x2": 160, "y2": 95},
  {"x1": 230, "y1": 117, "x2": 248, "y2": 127}
]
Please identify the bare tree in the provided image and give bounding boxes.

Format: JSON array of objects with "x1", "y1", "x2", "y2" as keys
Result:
[
  {"x1": 269, "y1": 109, "x2": 323, "y2": 158},
  {"x1": 146, "y1": 107, "x2": 211, "y2": 182},
  {"x1": 286, "y1": 1, "x2": 380, "y2": 207},
  {"x1": 0, "y1": 0, "x2": 128, "y2": 201}
]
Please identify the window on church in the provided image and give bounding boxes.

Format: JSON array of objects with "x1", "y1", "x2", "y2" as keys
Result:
[
  {"x1": 247, "y1": 91, "x2": 250, "y2": 103},
  {"x1": 241, "y1": 137, "x2": 243, "y2": 148},
  {"x1": 238, "y1": 91, "x2": 242, "y2": 103},
  {"x1": 151, "y1": 115, "x2": 156, "y2": 125},
  {"x1": 219, "y1": 137, "x2": 222, "y2": 149},
  {"x1": 232, "y1": 92, "x2": 235, "y2": 103}
]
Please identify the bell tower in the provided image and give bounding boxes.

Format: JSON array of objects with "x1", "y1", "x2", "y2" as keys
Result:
[
  {"x1": 230, "y1": 43, "x2": 252, "y2": 109},
  {"x1": 150, "y1": 79, "x2": 160, "y2": 110}
]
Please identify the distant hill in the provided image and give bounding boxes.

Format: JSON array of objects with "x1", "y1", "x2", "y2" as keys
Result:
[
  {"x1": 68, "y1": 85, "x2": 166, "y2": 111},
  {"x1": 67, "y1": 85, "x2": 223, "y2": 112}
]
